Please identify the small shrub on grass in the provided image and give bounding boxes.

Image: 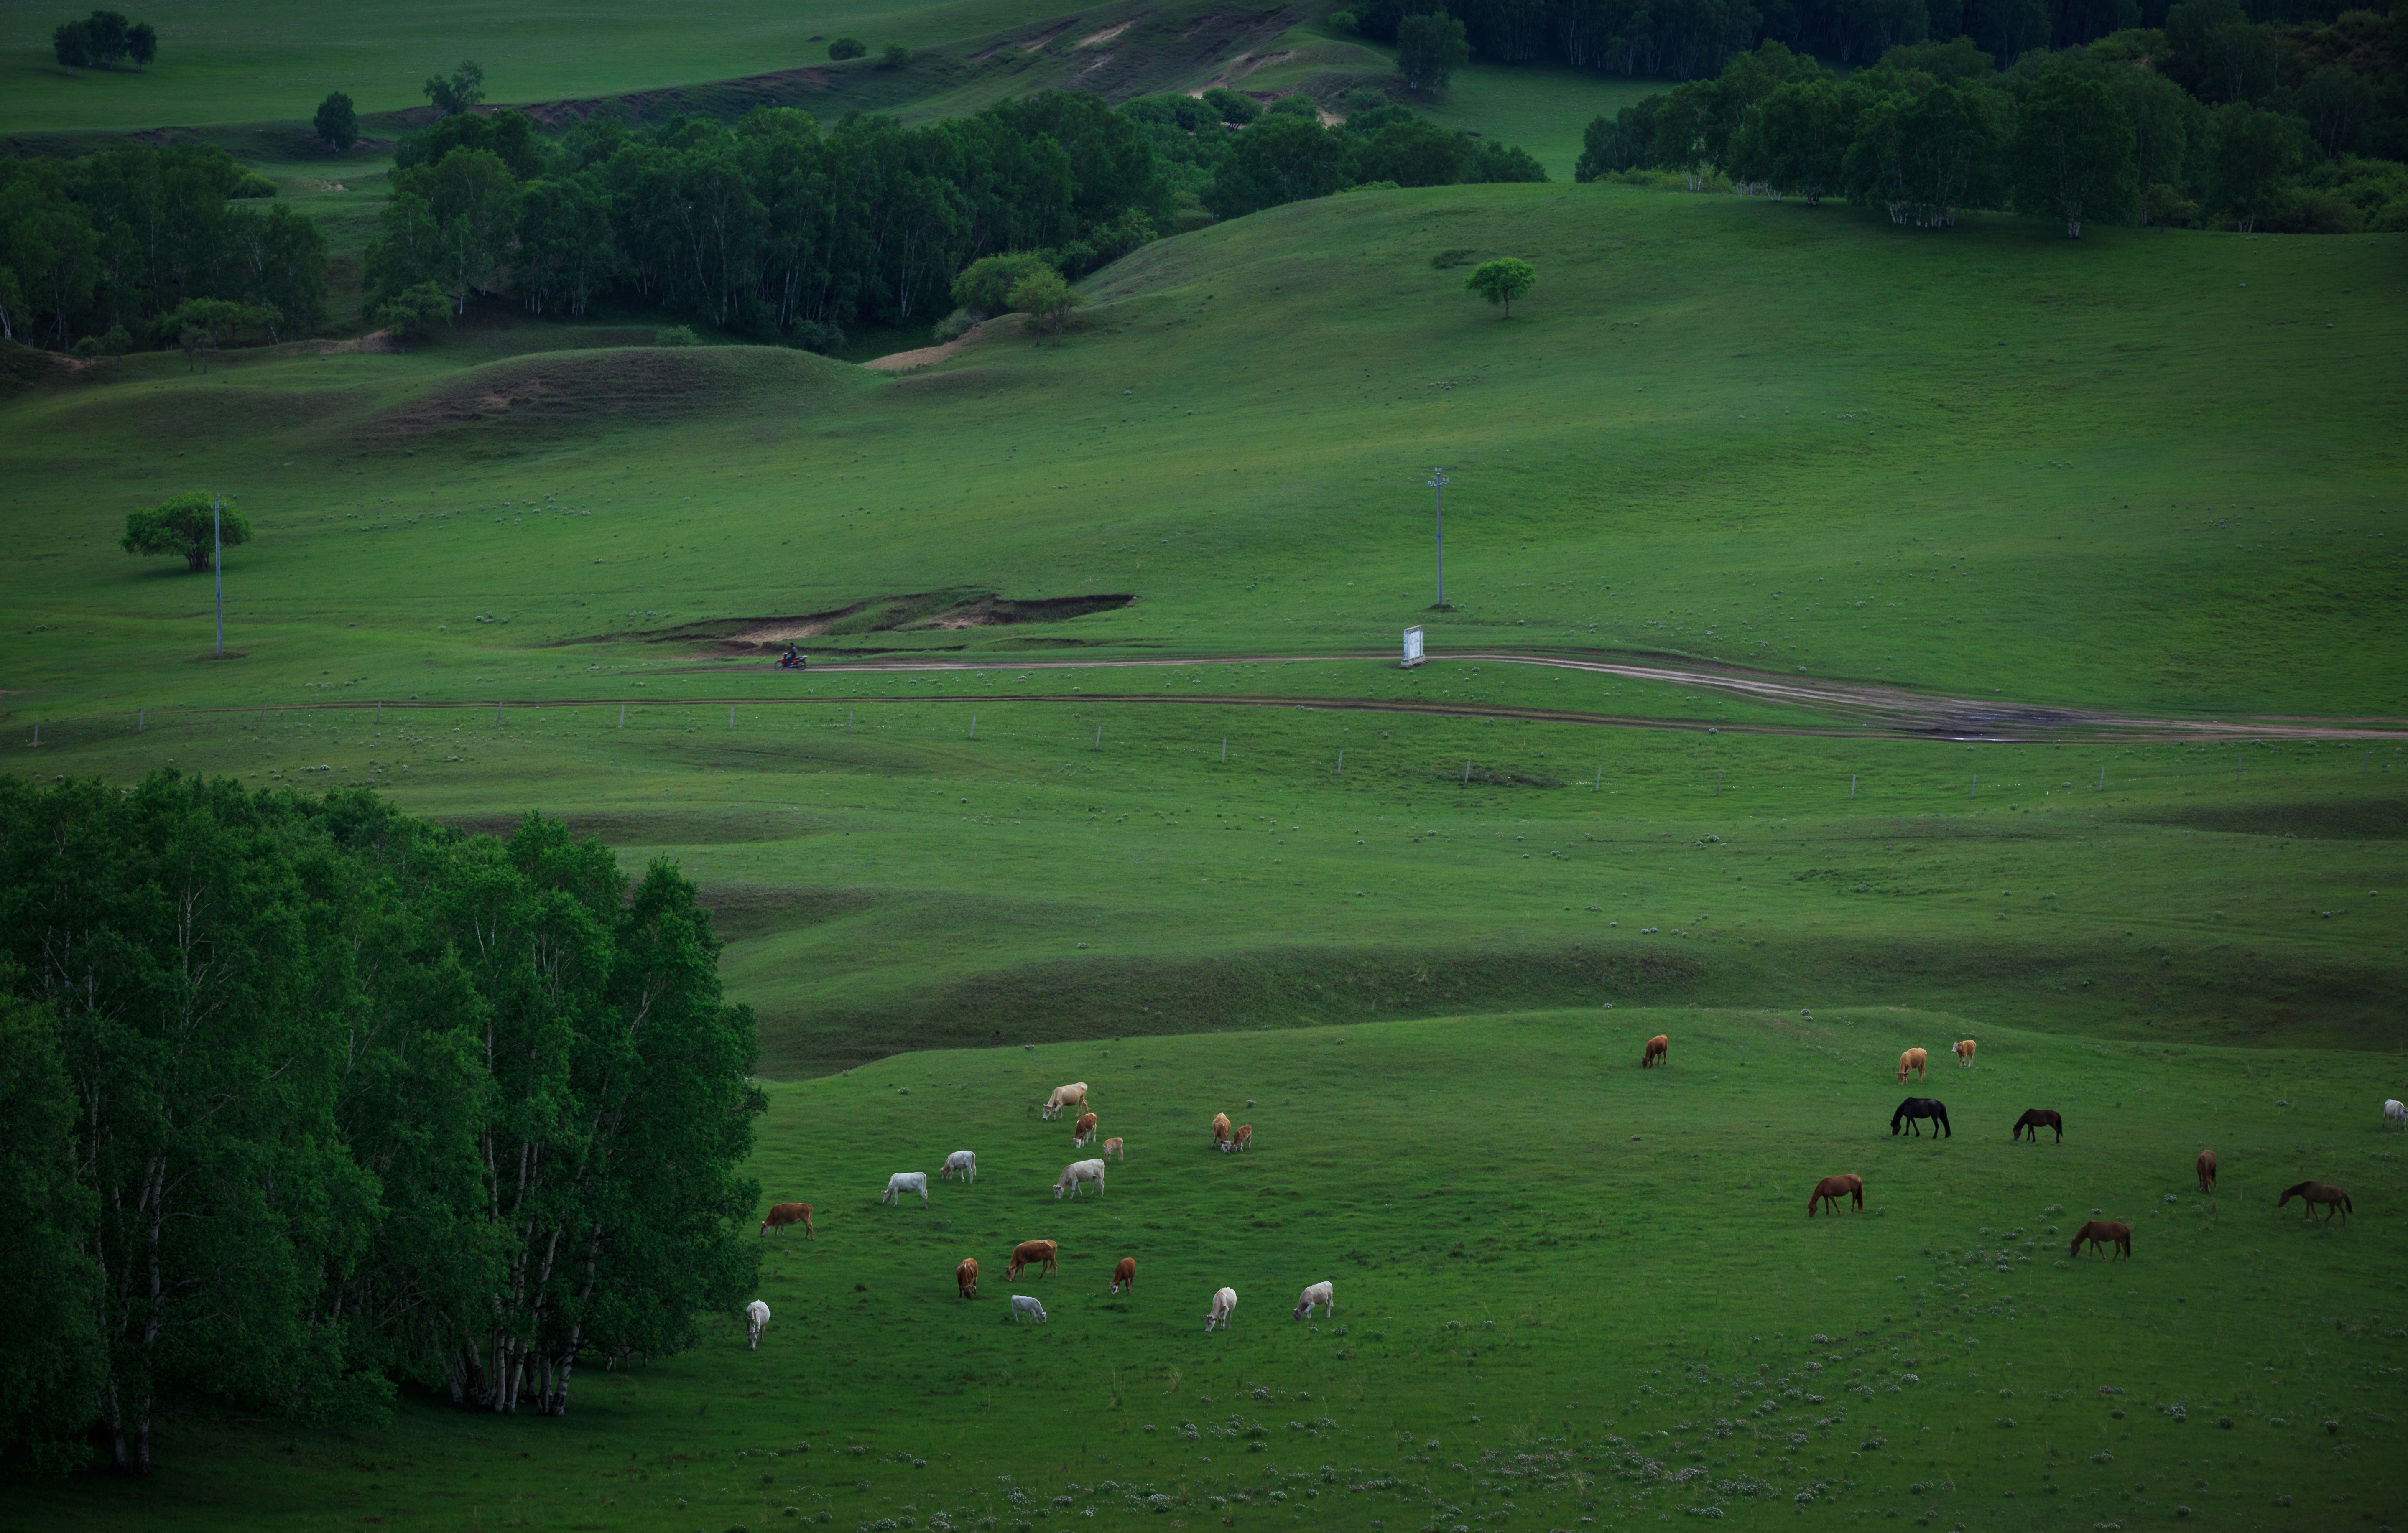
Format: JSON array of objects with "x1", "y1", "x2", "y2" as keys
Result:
[
  {"x1": 654, "y1": 325, "x2": 701, "y2": 347},
  {"x1": 828, "y1": 37, "x2": 865, "y2": 59}
]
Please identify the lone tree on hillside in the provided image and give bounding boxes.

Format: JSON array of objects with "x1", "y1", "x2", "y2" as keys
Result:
[
  {"x1": 1464, "y1": 257, "x2": 1536, "y2": 318},
  {"x1": 423, "y1": 59, "x2": 485, "y2": 117},
  {"x1": 1009, "y1": 268, "x2": 1081, "y2": 340},
  {"x1": 951, "y1": 252, "x2": 1054, "y2": 316},
  {"x1": 1395, "y1": 12, "x2": 1469, "y2": 94},
  {"x1": 314, "y1": 90, "x2": 359, "y2": 152},
  {"x1": 122, "y1": 493, "x2": 251, "y2": 572}
]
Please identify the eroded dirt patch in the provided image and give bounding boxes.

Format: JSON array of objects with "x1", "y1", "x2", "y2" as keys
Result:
[{"x1": 613, "y1": 589, "x2": 1135, "y2": 649}]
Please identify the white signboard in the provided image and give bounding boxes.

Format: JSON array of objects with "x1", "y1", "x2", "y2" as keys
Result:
[{"x1": 1401, "y1": 626, "x2": 1425, "y2": 668}]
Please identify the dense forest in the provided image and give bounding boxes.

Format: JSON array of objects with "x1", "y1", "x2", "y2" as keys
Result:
[
  {"x1": 0, "y1": 775, "x2": 763, "y2": 1474},
  {"x1": 1577, "y1": 5, "x2": 2408, "y2": 231}
]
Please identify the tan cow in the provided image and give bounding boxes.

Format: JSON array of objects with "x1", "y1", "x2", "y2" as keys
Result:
[
  {"x1": 957, "y1": 1257, "x2": 979, "y2": 1300},
  {"x1": 1212, "y1": 1112, "x2": 1231, "y2": 1150},
  {"x1": 1006, "y1": 1239, "x2": 1060, "y2": 1280},
  {"x1": 1897, "y1": 1047, "x2": 1928, "y2": 1084},
  {"x1": 1954, "y1": 1039, "x2": 1977, "y2": 1068},
  {"x1": 1073, "y1": 1110, "x2": 1099, "y2": 1147},
  {"x1": 759, "y1": 1202, "x2": 814, "y2": 1239},
  {"x1": 1102, "y1": 1136, "x2": 1125, "y2": 1162},
  {"x1": 1111, "y1": 1256, "x2": 1136, "y2": 1294},
  {"x1": 1227, "y1": 1123, "x2": 1253, "y2": 1154},
  {"x1": 1041, "y1": 1083, "x2": 1090, "y2": 1120},
  {"x1": 1641, "y1": 1034, "x2": 1669, "y2": 1069}
]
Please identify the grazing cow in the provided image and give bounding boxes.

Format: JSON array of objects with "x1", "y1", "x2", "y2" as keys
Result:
[
  {"x1": 1041, "y1": 1083, "x2": 1090, "y2": 1120},
  {"x1": 1954, "y1": 1039, "x2": 1977, "y2": 1068},
  {"x1": 1227, "y1": 1123, "x2": 1253, "y2": 1154},
  {"x1": 2196, "y1": 1149, "x2": 2218, "y2": 1192},
  {"x1": 1212, "y1": 1112, "x2": 1232, "y2": 1149},
  {"x1": 759, "y1": 1202, "x2": 814, "y2": 1239},
  {"x1": 1642, "y1": 1034, "x2": 1670, "y2": 1069},
  {"x1": 941, "y1": 1150, "x2": 978, "y2": 1183},
  {"x1": 1897, "y1": 1047, "x2": 1928, "y2": 1084},
  {"x1": 1011, "y1": 1294, "x2": 1049, "y2": 1324},
  {"x1": 1293, "y1": 1281, "x2": 1335, "y2": 1320},
  {"x1": 2068, "y1": 1220, "x2": 2133, "y2": 1260},
  {"x1": 1056, "y1": 1158, "x2": 1107, "y2": 1199},
  {"x1": 2386, "y1": 1099, "x2": 2406, "y2": 1131},
  {"x1": 2278, "y1": 1181, "x2": 2353, "y2": 1223},
  {"x1": 1073, "y1": 1111, "x2": 1099, "y2": 1147},
  {"x1": 1890, "y1": 1098, "x2": 1951, "y2": 1138},
  {"x1": 2012, "y1": 1108, "x2": 2064, "y2": 1143},
  {"x1": 1807, "y1": 1174, "x2": 1864, "y2": 1216},
  {"x1": 745, "y1": 1299, "x2": 771, "y2": 1349},
  {"x1": 1111, "y1": 1256, "x2": 1136, "y2": 1294},
  {"x1": 881, "y1": 1171, "x2": 930, "y2": 1207},
  {"x1": 1102, "y1": 1136, "x2": 1125, "y2": 1162},
  {"x1": 957, "y1": 1257, "x2": 979, "y2": 1300},
  {"x1": 1204, "y1": 1286, "x2": 1237, "y2": 1332},
  {"x1": 1006, "y1": 1240, "x2": 1060, "y2": 1280}
]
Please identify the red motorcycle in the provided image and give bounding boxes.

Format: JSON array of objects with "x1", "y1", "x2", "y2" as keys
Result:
[{"x1": 776, "y1": 652, "x2": 807, "y2": 670}]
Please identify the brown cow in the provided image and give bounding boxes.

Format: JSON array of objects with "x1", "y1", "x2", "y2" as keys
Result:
[
  {"x1": 2196, "y1": 1149, "x2": 2217, "y2": 1193},
  {"x1": 956, "y1": 1257, "x2": 979, "y2": 1300},
  {"x1": 1073, "y1": 1110, "x2": 1099, "y2": 1147},
  {"x1": 1641, "y1": 1034, "x2": 1669, "y2": 1069},
  {"x1": 1229, "y1": 1123, "x2": 1253, "y2": 1153},
  {"x1": 759, "y1": 1202, "x2": 814, "y2": 1239},
  {"x1": 1111, "y1": 1256, "x2": 1136, "y2": 1294},
  {"x1": 2069, "y1": 1220, "x2": 2133, "y2": 1260},
  {"x1": 1212, "y1": 1112, "x2": 1231, "y2": 1149},
  {"x1": 1897, "y1": 1047, "x2": 1928, "y2": 1084},
  {"x1": 1954, "y1": 1039, "x2": 1977, "y2": 1068},
  {"x1": 1807, "y1": 1174, "x2": 1864, "y2": 1216},
  {"x1": 1102, "y1": 1136, "x2": 1125, "y2": 1162},
  {"x1": 1006, "y1": 1239, "x2": 1060, "y2": 1280}
]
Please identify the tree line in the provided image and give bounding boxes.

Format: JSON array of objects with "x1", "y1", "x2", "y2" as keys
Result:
[
  {"x1": 363, "y1": 89, "x2": 1543, "y2": 346},
  {"x1": 1577, "y1": 9, "x2": 2408, "y2": 233},
  {"x1": 0, "y1": 142, "x2": 326, "y2": 354},
  {"x1": 0, "y1": 775, "x2": 763, "y2": 1474}
]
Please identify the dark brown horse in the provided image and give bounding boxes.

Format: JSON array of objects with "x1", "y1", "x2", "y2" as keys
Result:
[
  {"x1": 1890, "y1": 1098, "x2": 1951, "y2": 1137},
  {"x1": 2012, "y1": 1109, "x2": 2063, "y2": 1143},
  {"x1": 2196, "y1": 1149, "x2": 2217, "y2": 1192},
  {"x1": 1807, "y1": 1174, "x2": 1864, "y2": 1216},
  {"x1": 2068, "y1": 1220, "x2": 2132, "y2": 1259},
  {"x1": 1641, "y1": 1034, "x2": 1669, "y2": 1069},
  {"x1": 2278, "y1": 1181, "x2": 2352, "y2": 1223}
]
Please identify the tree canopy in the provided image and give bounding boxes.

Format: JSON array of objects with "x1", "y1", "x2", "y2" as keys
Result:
[
  {"x1": 120, "y1": 492, "x2": 251, "y2": 570},
  {"x1": 1465, "y1": 256, "x2": 1537, "y2": 316},
  {"x1": 423, "y1": 59, "x2": 486, "y2": 117},
  {"x1": 52, "y1": 10, "x2": 153, "y2": 70},
  {"x1": 1396, "y1": 13, "x2": 1471, "y2": 93},
  {"x1": 314, "y1": 91, "x2": 360, "y2": 153}
]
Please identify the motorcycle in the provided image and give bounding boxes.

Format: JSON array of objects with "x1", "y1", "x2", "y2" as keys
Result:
[{"x1": 776, "y1": 652, "x2": 807, "y2": 670}]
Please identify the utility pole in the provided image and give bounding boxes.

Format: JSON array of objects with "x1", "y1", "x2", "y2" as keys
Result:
[
  {"x1": 1429, "y1": 467, "x2": 1450, "y2": 609},
  {"x1": 212, "y1": 493, "x2": 224, "y2": 655}
]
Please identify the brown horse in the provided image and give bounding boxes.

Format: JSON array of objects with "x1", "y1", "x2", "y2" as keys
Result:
[
  {"x1": 1897, "y1": 1047, "x2": 1928, "y2": 1084},
  {"x1": 2196, "y1": 1149, "x2": 2217, "y2": 1192},
  {"x1": 956, "y1": 1257, "x2": 979, "y2": 1299},
  {"x1": 1807, "y1": 1174, "x2": 1864, "y2": 1216},
  {"x1": 1642, "y1": 1034, "x2": 1670, "y2": 1069},
  {"x1": 2012, "y1": 1109, "x2": 2064, "y2": 1143},
  {"x1": 2069, "y1": 1220, "x2": 2132, "y2": 1259},
  {"x1": 2278, "y1": 1181, "x2": 2352, "y2": 1223}
]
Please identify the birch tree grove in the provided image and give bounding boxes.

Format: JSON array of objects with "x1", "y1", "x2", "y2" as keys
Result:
[{"x1": 0, "y1": 776, "x2": 762, "y2": 1469}]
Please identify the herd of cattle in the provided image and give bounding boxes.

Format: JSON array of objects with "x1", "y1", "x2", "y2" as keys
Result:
[{"x1": 735, "y1": 1036, "x2": 2401, "y2": 1347}]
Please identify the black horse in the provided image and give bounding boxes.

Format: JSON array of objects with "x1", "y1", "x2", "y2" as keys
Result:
[
  {"x1": 2013, "y1": 1108, "x2": 2064, "y2": 1143},
  {"x1": 1891, "y1": 1098, "x2": 1951, "y2": 1137}
]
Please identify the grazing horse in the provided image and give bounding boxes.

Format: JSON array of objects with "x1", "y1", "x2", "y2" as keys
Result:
[
  {"x1": 759, "y1": 1202, "x2": 814, "y2": 1238},
  {"x1": 2278, "y1": 1181, "x2": 2353, "y2": 1223},
  {"x1": 1954, "y1": 1039, "x2": 1977, "y2": 1068},
  {"x1": 2068, "y1": 1220, "x2": 2132, "y2": 1260},
  {"x1": 2196, "y1": 1149, "x2": 2217, "y2": 1192},
  {"x1": 1807, "y1": 1174, "x2": 1865, "y2": 1216},
  {"x1": 956, "y1": 1257, "x2": 979, "y2": 1300},
  {"x1": 1890, "y1": 1098, "x2": 1951, "y2": 1138},
  {"x1": 2012, "y1": 1109, "x2": 2064, "y2": 1143},
  {"x1": 1642, "y1": 1034, "x2": 1670, "y2": 1069},
  {"x1": 1897, "y1": 1047, "x2": 1928, "y2": 1084}
]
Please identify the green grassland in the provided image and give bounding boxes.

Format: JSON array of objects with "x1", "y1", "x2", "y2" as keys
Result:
[{"x1": 9, "y1": 1008, "x2": 2403, "y2": 1530}]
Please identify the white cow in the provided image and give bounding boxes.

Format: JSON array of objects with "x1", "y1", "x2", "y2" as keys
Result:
[
  {"x1": 942, "y1": 1150, "x2": 979, "y2": 1182},
  {"x1": 745, "y1": 1299, "x2": 771, "y2": 1350},
  {"x1": 881, "y1": 1171, "x2": 930, "y2": 1207},
  {"x1": 1292, "y1": 1281, "x2": 1334, "y2": 1321},
  {"x1": 2385, "y1": 1098, "x2": 2406, "y2": 1130},
  {"x1": 1055, "y1": 1158, "x2": 1107, "y2": 1199},
  {"x1": 1041, "y1": 1082, "x2": 1090, "y2": 1121},
  {"x1": 1011, "y1": 1294, "x2": 1049, "y2": 1324},
  {"x1": 1204, "y1": 1286, "x2": 1237, "y2": 1332}
]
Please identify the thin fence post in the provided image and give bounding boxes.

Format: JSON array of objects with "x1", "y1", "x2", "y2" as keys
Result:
[
  {"x1": 730, "y1": 705, "x2": 736, "y2": 730},
  {"x1": 1094, "y1": 725, "x2": 1102, "y2": 750},
  {"x1": 376, "y1": 701, "x2": 382, "y2": 724},
  {"x1": 1715, "y1": 770, "x2": 1722, "y2": 797},
  {"x1": 618, "y1": 705, "x2": 626, "y2": 728},
  {"x1": 2234, "y1": 754, "x2": 2240, "y2": 782},
  {"x1": 31, "y1": 723, "x2": 38, "y2": 747},
  {"x1": 1971, "y1": 772, "x2": 1977, "y2": 798},
  {"x1": 1463, "y1": 759, "x2": 1471, "y2": 785},
  {"x1": 138, "y1": 709, "x2": 144, "y2": 733},
  {"x1": 971, "y1": 715, "x2": 977, "y2": 739},
  {"x1": 2099, "y1": 764, "x2": 2106, "y2": 790},
  {"x1": 1221, "y1": 738, "x2": 1227, "y2": 763},
  {"x1": 1337, "y1": 749, "x2": 1344, "y2": 775},
  {"x1": 1850, "y1": 774, "x2": 1857, "y2": 800},
  {"x1": 497, "y1": 700, "x2": 503, "y2": 725},
  {"x1": 1594, "y1": 765, "x2": 1601, "y2": 791}
]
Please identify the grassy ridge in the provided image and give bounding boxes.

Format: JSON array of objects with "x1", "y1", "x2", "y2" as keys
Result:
[{"x1": 9, "y1": 1007, "x2": 2401, "y2": 1530}]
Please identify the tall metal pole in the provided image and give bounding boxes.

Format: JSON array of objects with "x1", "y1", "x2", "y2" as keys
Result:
[
  {"x1": 212, "y1": 493, "x2": 224, "y2": 655},
  {"x1": 1429, "y1": 467, "x2": 1449, "y2": 608}
]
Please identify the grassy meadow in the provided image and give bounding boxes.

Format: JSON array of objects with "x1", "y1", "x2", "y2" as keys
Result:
[{"x1": 8, "y1": 1008, "x2": 2403, "y2": 1531}]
